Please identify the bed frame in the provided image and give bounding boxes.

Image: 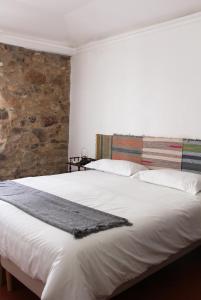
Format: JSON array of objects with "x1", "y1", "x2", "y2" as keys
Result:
[{"x1": 0, "y1": 240, "x2": 200, "y2": 299}]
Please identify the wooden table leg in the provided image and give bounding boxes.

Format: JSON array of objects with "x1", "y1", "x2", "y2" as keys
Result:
[
  {"x1": 0, "y1": 263, "x2": 3, "y2": 287},
  {"x1": 6, "y1": 271, "x2": 13, "y2": 292}
]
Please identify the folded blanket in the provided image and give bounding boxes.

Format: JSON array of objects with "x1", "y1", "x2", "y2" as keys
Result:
[{"x1": 0, "y1": 181, "x2": 132, "y2": 238}]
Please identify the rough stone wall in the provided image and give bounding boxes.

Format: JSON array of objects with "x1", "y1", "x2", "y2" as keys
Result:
[{"x1": 0, "y1": 43, "x2": 70, "y2": 180}]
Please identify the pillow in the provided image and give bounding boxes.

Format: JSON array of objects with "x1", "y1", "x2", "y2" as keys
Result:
[
  {"x1": 134, "y1": 169, "x2": 201, "y2": 195},
  {"x1": 85, "y1": 159, "x2": 147, "y2": 176}
]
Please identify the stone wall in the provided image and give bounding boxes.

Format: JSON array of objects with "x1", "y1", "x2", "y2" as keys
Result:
[{"x1": 0, "y1": 43, "x2": 70, "y2": 180}]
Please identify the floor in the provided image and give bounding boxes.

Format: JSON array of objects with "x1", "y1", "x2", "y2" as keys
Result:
[{"x1": 0, "y1": 247, "x2": 201, "y2": 300}]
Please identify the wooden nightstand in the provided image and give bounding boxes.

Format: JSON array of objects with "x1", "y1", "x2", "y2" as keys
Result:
[{"x1": 66, "y1": 156, "x2": 96, "y2": 172}]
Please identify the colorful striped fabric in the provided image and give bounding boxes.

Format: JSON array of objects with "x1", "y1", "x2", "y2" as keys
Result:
[
  {"x1": 142, "y1": 137, "x2": 183, "y2": 170},
  {"x1": 182, "y1": 139, "x2": 201, "y2": 173},
  {"x1": 112, "y1": 135, "x2": 143, "y2": 163},
  {"x1": 96, "y1": 134, "x2": 112, "y2": 159}
]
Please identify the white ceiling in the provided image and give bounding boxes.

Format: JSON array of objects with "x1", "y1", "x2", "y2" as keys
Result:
[{"x1": 0, "y1": 0, "x2": 201, "y2": 54}]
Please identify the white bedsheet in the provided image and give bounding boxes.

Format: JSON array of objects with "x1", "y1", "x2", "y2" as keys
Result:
[{"x1": 0, "y1": 170, "x2": 201, "y2": 300}]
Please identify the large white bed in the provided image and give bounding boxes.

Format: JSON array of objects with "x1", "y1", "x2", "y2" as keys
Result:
[{"x1": 0, "y1": 170, "x2": 201, "y2": 300}]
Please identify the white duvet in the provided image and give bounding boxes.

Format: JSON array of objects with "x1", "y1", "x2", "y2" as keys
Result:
[{"x1": 0, "y1": 170, "x2": 201, "y2": 300}]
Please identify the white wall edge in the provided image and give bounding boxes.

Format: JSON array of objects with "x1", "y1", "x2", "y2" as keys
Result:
[
  {"x1": 0, "y1": 31, "x2": 76, "y2": 56},
  {"x1": 77, "y1": 11, "x2": 201, "y2": 54}
]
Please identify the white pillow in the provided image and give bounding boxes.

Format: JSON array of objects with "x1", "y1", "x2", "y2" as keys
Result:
[
  {"x1": 85, "y1": 159, "x2": 147, "y2": 176},
  {"x1": 134, "y1": 169, "x2": 201, "y2": 195}
]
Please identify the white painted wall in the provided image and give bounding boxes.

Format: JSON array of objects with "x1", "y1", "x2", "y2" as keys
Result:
[{"x1": 69, "y1": 15, "x2": 201, "y2": 158}]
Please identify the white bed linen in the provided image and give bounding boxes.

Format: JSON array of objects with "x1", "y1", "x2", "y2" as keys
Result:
[{"x1": 0, "y1": 170, "x2": 201, "y2": 300}]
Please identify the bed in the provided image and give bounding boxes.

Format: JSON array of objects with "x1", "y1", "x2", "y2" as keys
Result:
[
  {"x1": 0, "y1": 134, "x2": 201, "y2": 300},
  {"x1": 0, "y1": 169, "x2": 201, "y2": 300}
]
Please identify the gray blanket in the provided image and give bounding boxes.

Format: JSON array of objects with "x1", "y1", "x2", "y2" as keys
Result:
[{"x1": 0, "y1": 181, "x2": 132, "y2": 238}]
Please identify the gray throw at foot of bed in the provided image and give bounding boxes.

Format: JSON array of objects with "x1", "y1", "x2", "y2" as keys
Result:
[{"x1": 0, "y1": 181, "x2": 132, "y2": 238}]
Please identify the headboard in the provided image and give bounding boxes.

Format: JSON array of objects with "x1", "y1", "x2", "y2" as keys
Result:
[
  {"x1": 112, "y1": 134, "x2": 143, "y2": 164},
  {"x1": 96, "y1": 134, "x2": 201, "y2": 174},
  {"x1": 142, "y1": 137, "x2": 183, "y2": 170},
  {"x1": 96, "y1": 134, "x2": 112, "y2": 160},
  {"x1": 182, "y1": 139, "x2": 201, "y2": 173}
]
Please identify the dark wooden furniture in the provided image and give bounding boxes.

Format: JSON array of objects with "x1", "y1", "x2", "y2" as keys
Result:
[{"x1": 66, "y1": 156, "x2": 96, "y2": 172}]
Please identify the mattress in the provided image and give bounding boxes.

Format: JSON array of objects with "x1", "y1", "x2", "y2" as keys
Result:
[{"x1": 0, "y1": 170, "x2": 201, "y2": 300}]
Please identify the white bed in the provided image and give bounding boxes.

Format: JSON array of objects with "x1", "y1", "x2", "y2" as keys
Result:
[{"x1": 0, "y1": 170, "x2": 201, "y2": 300}]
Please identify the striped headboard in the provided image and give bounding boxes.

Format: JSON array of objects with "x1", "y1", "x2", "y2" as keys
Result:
[
  {"x1": 112, "y1": 135, "x2": 143, "y2": 164},
  {"x1": 182, "y1": 139, "x2": 201, "y2": 173},
  {"x1": 96, "y1": 134, "x2": 112, "y2": 159},
  {"x1": 96, "y1": 134, "x2": 201, "y2": 174},
  {"x1": 142, "y1": 137, "x2": 183, "y2": 170}
]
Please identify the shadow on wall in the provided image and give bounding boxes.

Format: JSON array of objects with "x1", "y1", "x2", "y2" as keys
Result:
[{"x1": 0, "y1": 43, "x2": 71, "y2": 180}]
